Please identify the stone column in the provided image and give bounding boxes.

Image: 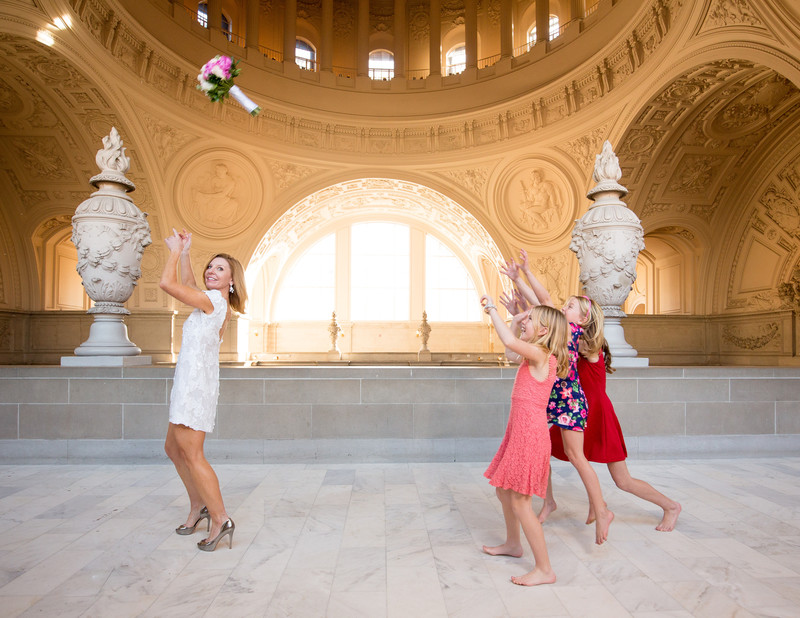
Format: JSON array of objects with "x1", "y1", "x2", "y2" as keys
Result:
[
  {"x1": 429, "y1": 0, "x2": 441, "y2": 76},
  {"x1": 465, "y1": 0, "x2": 478, "y2": 69},
  {"x1": 283, "y1": 0, "x2": 297, "y2": 65},
  {"x1": 321, "y1": 0, "x2": 333, "y2": 72},
  {"x1": 500, "y1": 0, "x2": 513, "y2": 58},
  {"x1": 536, "y1": 0, "x2": 550, "y2": 43},
  {"x1": 245, "y1": 0, "x2": 260, "y2": 49},
  {"x1": 570, "y1": 141, "x2": 648, "y2": 367},
  {"x1": 207, "y1": 0, "x2": 222, "y2": 30},
  {"x1": 393, "y1": 0, "x2": 406, "y2": 78},
  {"x1": 357, "y1": 0, "x2": 370, "y2": 77},
  {"x1": 65, "y1": 128, "x2": 152, "y2": 367},
  {"x1": 571, "y1": 0, "x2": 585, "y2": 20}
]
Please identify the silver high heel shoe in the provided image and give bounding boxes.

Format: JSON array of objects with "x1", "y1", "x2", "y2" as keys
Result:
[
  {"x1": 197, "y1": 518, "x2": 235, "y2": 551},
  {"x1": 175, "y1": 506, "x2": 210, "y2": 536}
]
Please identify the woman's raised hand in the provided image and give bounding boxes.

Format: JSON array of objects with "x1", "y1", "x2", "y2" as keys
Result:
[
  {"x1": 178, "y1": 229, "x2": 192, "y2": 254},
  {"x1": 165, "y1": 228, "x2": 183, "y2": 253}
]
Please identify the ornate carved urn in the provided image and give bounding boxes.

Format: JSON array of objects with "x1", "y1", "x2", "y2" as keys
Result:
[
  {"x1": 71, "y1": 128, "x2": 151, "y2": 356},
  {"x1": 570, "y1": 141, "x2": 647, "y2": 366}
]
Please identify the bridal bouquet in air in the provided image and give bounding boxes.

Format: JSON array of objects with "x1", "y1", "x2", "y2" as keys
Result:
[{"x1": 196, "y1": 55, "x2": 261, "y2": 116}]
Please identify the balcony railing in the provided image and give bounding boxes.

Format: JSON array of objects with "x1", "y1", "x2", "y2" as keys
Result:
[{"x1": 167, "y1": 0, "x2": 612, "y2": 85}]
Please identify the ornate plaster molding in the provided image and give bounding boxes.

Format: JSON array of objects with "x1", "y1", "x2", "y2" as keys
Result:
[{"x1": 63, "y1": 0, "x2": 684, "y2": 155}]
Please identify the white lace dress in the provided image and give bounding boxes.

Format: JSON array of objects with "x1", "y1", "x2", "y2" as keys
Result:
[{"x1": 168, "y1": 289, "x2": 227, "y2": 433}]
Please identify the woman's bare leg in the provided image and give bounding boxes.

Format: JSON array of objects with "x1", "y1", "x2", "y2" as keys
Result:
[
  {"x1": 607, "y1": 461, "x2": 681, "y2": 531},
  {"x1": 170, "y1": 424, "x2": 229, "y2": 541},
  {"x1": 562, "y1": 429, "x2": 613, "y2": 545},
  {"x1": 483, "y1": 487, "x2": 524, "y2": 557},
  {"x1": 165, "y1": 423, "x2": 206, "y2": 527}
]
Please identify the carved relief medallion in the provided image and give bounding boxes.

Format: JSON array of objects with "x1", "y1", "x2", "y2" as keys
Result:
[
  {"x1": 495, "y1": 161, "x2": 575, "y2": 243},
  {"x1": 175, "y1": 151, "x2": 262, "y2": 239}
]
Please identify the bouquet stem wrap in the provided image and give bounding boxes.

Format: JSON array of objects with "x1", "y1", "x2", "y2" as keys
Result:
[{"x1": 229, "y1": 85, "x2": 261, "y2": 116}]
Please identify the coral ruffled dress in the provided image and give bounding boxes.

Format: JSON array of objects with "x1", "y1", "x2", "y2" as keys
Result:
[
  {"x1": 485, "y1": 356, "x2": 557, "y2": 498},
  {"x1": 550, "y1": 351, "x2": 627, "y2": 463}
]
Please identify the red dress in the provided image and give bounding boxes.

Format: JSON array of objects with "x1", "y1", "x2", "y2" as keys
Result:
[
  {"x1": 550, "y1": 351, "x2": 627, "y2": 463},
  {"x1": 485, "y1": 356, "x2": 557, "y2": 498}
]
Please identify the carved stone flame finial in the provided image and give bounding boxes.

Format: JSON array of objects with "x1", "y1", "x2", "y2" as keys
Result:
[
  {"x1": 91, "y1": 126, "x2": 135, "y2": 191},
  {"x1": 587, "y1": 140, "x2": 627, "y2": 200}
]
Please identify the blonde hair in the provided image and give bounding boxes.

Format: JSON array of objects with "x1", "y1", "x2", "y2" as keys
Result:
[
  {"x1": 528, "y1": 305, "x2": 570, "y2": 379},
  {"x1": 572, "y1": 295, "x2": 615, "y2": 373},
  {"x1": 211, "y1": 253, "x2": 248, "y2": 314}
]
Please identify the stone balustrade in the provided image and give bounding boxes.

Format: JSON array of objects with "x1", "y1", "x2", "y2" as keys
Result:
[{"x1": 1, "y1": 365, "x2": 797, "y2": 463}]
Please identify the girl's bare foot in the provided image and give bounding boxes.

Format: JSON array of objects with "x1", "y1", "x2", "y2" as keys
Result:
[
  {"x1": 482, "y1": 543, "x2": 524, "y2": 558},
  {"x1": 510, "y1": 568, "x2": 556, "y2": 586},
  {"x1": 595, "y1": 509, "x2": 614, "y2": 545},
  {"x1": 537, "y1": 499, "x2": 557, "y2": 523},
  {"x1": 656, "y1": 502, "x2": 682, "y2": 532}
]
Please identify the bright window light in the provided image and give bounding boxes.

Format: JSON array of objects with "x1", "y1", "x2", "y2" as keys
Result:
[
  {"x1": 274, "y1": 234, "x2": 335, "y2": 321},
  {"x1": 425, "y1": 235, "x2": 481, "y2": 322},
  {"x1": 351, "y1": 222, "x2": 409, "y2": 321}
]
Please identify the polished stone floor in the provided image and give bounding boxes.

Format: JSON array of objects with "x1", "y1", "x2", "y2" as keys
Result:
[{"x1": 0, "y1": 458, "x2": 798, "y2": 617}]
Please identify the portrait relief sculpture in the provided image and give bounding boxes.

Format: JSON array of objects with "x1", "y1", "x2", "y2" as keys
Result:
[
  {"x1": 519, "y1": 168, "x2": 560, "y2": 228},
  {"x1": 191, "y1": 163, "x2": 241, "y2": 225},
  {"x1": 176, "y1": 152, "x2": 261, "y2": 239}
]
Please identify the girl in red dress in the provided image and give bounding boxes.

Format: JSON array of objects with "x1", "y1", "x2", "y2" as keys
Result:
[
  {"x1": 547, "y1": 300, "x2": 682, "y2": 532},
  {"x1": 481, "y1": 297, "x2": 570, "y2": 586}
]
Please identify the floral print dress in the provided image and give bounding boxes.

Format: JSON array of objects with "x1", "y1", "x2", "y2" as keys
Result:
[{"x1": 547, "y1": 322, "x2": 588, "y2": 431}]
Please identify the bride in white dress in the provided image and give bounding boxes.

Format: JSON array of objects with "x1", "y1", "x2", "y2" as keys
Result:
[{"x1": 159, "y1": 228, "x2": 248, "y2": 551}]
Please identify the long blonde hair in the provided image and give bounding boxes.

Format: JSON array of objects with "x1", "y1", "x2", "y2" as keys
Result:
[
  {"x1": 572, "y1": 295, "x2": 614, "y2": 373},
  {"x1": 528, "y1": 305, "x2": 570, "y2": 378},
  {"x1": 211, "y1": 253, "x2": 248, "y2": 314}
]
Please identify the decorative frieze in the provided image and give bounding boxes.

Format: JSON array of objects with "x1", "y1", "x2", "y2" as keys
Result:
[{"x1": 55, "y1": 0, "x2": 684, "y2": 156}]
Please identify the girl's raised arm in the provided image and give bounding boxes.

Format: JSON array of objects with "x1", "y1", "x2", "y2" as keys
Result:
[
  {"x1": 159, "y1": 229, "x2": 214, "y2": 314},
  {"x1": 518, "y1": 249, "x2": 553, "y2": 308},
  {"x1": 481, "y1": 296, "x2": 547, "y2": 365},
  {"x1": 500, "y1": 260, "x2": 540, "y2": 307}
]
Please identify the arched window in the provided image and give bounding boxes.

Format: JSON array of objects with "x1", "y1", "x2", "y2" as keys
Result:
[
  {"x1": 197, "y1": 3, "x2": 232, "y2": 40},
  {"x1": 273, "y1": 234, "x2": 335, "y2": 321},
  {"x1": 527, "y1": 14, "x2": 560, "y2": 48},
  {"x1": 445, "y1": 44, "x2": 466, "y2": 75},
  {"x1": 295, "y1": 39, "x2": 316, "y2": 70},
  {"x1": 369, "y1": 50, "x2": 395, "y2": 80},
  {"x1": 351, "y1": 222, "x2": 410, "y2": 320},
  {"x1": 425, "y1": 235, "x2": 482, "y2": 321},
  {"x1": 272, "y1": 222, "x2": 481, "y2": 322}
]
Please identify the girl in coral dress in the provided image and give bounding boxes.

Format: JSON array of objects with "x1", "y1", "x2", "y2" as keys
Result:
[
  {"x1": 481, "y1": 296, "x2": 569, "y2": 586},
  {"x1": 548, "y1": 308, "x2": 682, "y2": 531}
]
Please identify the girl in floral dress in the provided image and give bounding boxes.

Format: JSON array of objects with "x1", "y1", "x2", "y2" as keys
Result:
[
  {"x1": 500, "y1": 250, "x2": 614, "y2": 545},
  {"x1": 548, "y1": 306, "x2": 682, "y2": 531}
]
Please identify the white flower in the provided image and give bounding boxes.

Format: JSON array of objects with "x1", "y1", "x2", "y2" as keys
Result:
[
  {"x1": 211, "y1": 65, "x2": 226, "y2": 80},
  {"x1": 198, "y1": 79, "x2": 214, "y2": 92}
]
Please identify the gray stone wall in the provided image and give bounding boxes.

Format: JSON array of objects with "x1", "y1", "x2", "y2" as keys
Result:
[{"x1": 0, "y1": 366, "x2": 798, "y2": 463}]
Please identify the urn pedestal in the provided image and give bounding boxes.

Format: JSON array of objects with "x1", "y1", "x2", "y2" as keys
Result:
[{"x1": 62, "y1": 128, "x2": 152, "y2": 366}]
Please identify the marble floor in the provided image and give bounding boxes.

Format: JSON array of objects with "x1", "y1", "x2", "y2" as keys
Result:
[{"x1": 0, "y1": 458, "x2": 798, "y2": 618}]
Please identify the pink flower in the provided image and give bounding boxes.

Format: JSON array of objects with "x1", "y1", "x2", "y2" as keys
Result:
[
  {"x1": 559, "y1": 385, "x2": 571, "y2": 399},
  {"x1": 557, "y1": 414, "x2": 571, "y2": 426}
]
